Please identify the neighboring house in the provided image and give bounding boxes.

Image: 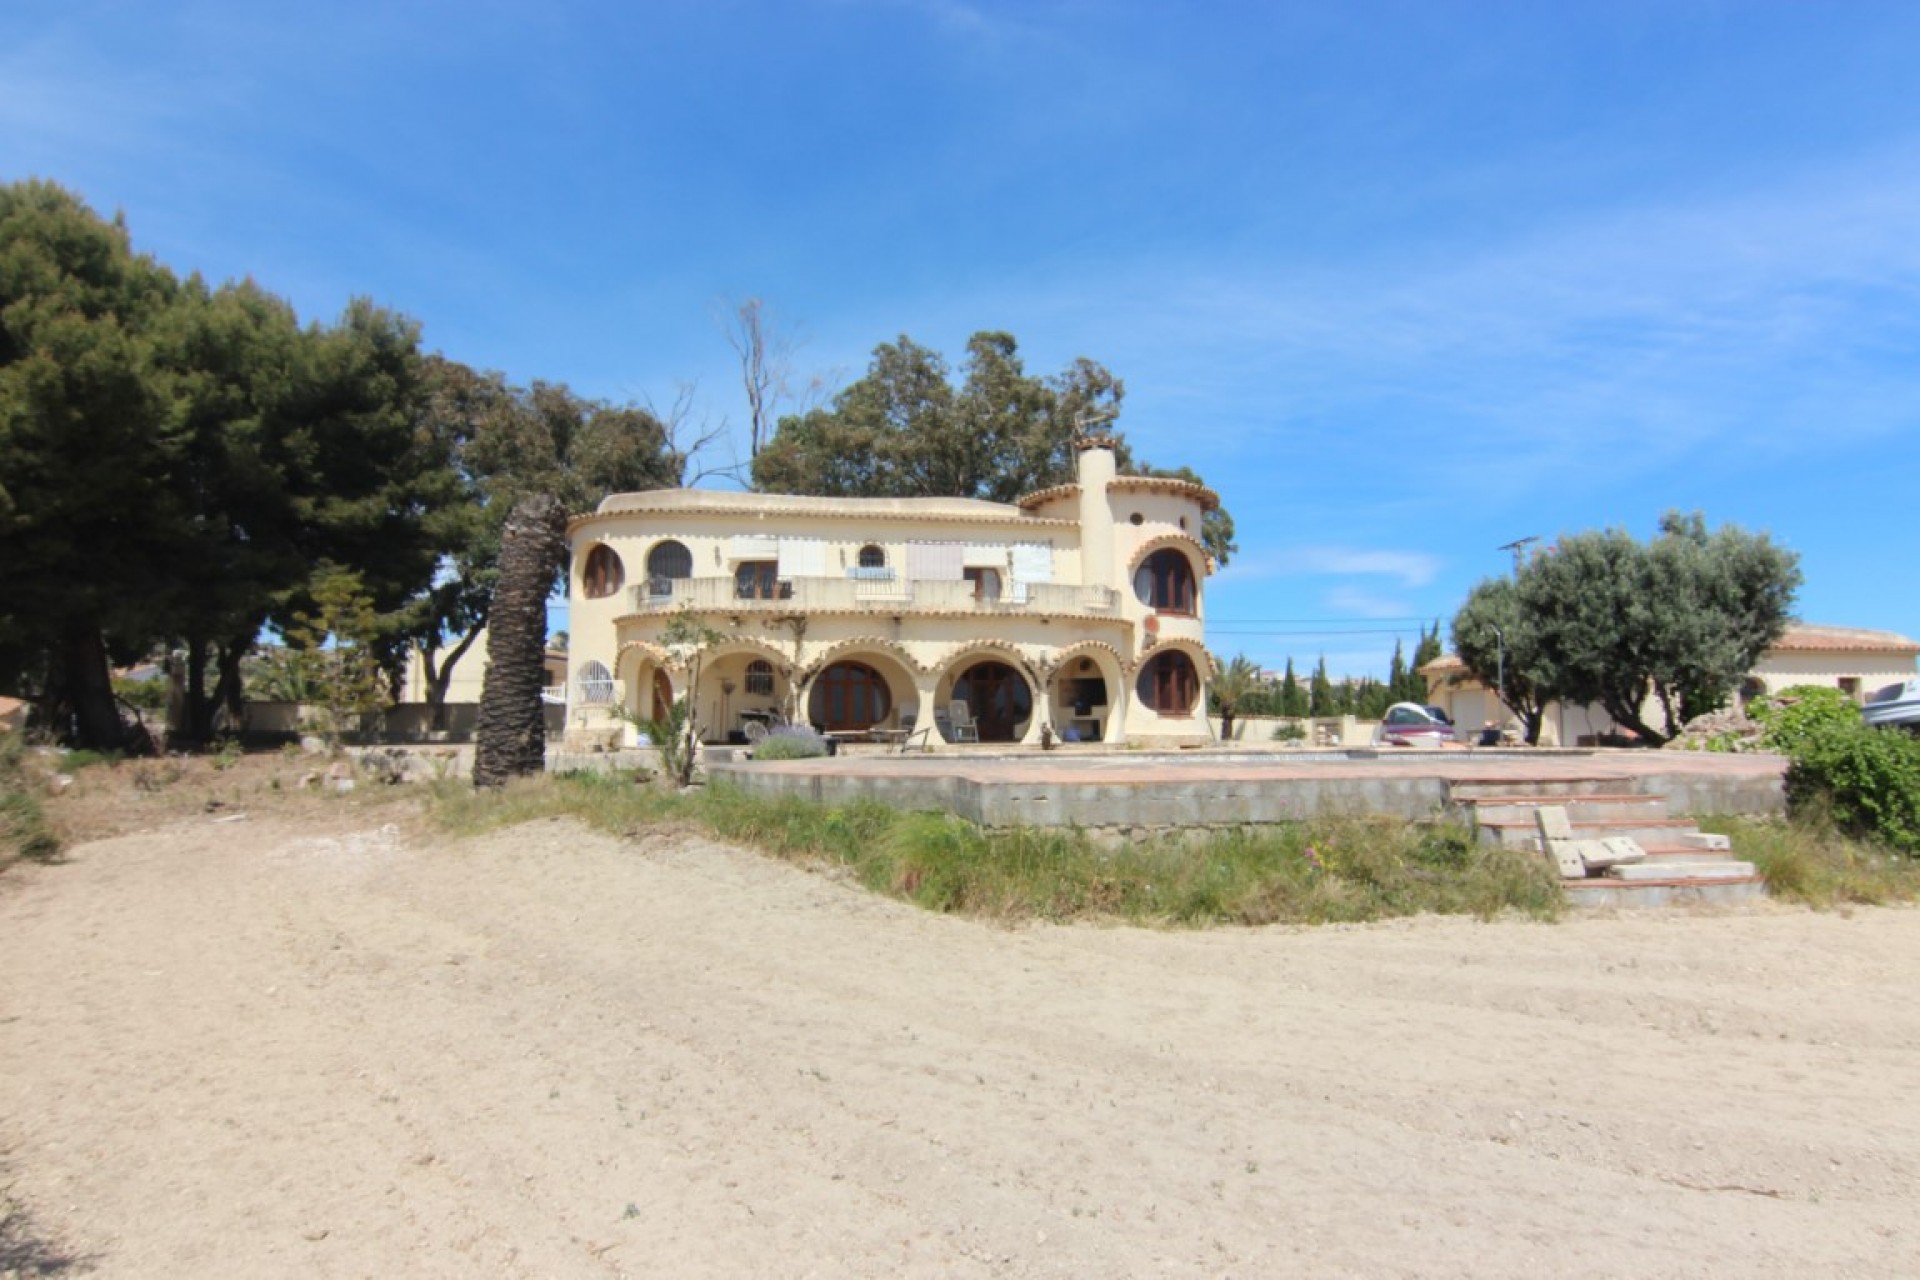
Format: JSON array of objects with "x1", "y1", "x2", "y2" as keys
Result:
[
  {"x1": 564, "y1": 436, "x2": 1217, "y2": 747},
  {"x1": 1421, "y1": 623, "x2": 1920, "y2": 743},
  {"x1": 399, "y1": 638, "x2": 568, "y2": 705}
]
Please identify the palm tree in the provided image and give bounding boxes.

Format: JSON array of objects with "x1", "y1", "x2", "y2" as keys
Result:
[
  {"x1": 473, "y1": 495, "x2": 567, "y2": 786},
  {"x1": 1210, "y1": 653, "x2": 1263, "y2": 741}
]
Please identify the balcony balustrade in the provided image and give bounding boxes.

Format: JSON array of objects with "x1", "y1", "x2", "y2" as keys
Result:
[{"x1": 629, "y1": 575, "x2": 1118, "y2": 619}]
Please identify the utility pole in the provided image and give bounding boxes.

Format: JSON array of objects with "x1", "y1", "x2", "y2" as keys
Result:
[{"x1": 1497, "y1": 536, "x2": 1539, "y2": 577}]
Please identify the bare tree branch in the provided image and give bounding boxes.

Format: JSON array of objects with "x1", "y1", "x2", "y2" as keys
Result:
[
  {"x1": 647, "y1": 380, "x2": 744, "y2": 488},
  {"x1": 720, "y1": 296, "x2": 800, "y2": 459}
]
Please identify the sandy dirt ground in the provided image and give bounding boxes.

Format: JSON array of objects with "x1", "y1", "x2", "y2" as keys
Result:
[{"x1": 3, "y1": 763, "x2": 1919, "y2": 1278}]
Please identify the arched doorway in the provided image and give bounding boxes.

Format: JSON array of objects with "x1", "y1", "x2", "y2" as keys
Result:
[
  {"x1": 651, "y1": 670, "x2": 674, "y2": 723},
  {"x1": 809, "y1": 660, "x2": 892, "y2": 732},
  {"x1": 953, "y1": 660, "x2": 1032, "y2": 742}
]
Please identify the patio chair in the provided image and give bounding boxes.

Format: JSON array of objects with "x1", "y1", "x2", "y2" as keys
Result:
[
  {"x1": 948, "y1": 699, "x2": 979, "y2": 743},
  {"x1": 895, "y1": 710, "x2": 933, "y2": 753}
]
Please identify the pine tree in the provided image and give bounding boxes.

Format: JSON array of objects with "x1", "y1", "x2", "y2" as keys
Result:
[
  {"x1": 1280, "y1": 658, "x2": 1306, "y2": 717},
  {"x1": 1308, "y1": 656, "x2": 1334, "y2": 717}
]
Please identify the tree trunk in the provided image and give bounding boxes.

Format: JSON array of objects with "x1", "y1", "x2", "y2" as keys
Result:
[
  {"x1": 423, "y1": 622, "x2": 483, "y2": 731},
  {"x1": 56, "y1": 623, "x2": 125, "y2": 751},
  {"x1": 473, "y1": 495, "x2": 566, "y2": 786},
  {"x1": 216, "y1": 638, "x2": 248, "y2": 728}
]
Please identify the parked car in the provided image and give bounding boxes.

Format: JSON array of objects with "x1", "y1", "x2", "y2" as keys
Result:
[
  {"x1": 1862, "y1": 677, "x2": 1920, "y2": 731},
  {"x1": 1376, "y1": 702, "x2": 1456, "y2": 747}
]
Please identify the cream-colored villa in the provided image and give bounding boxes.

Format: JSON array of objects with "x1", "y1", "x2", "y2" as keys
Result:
[{"x1": 563, "y1": 437, "x2": 1218, "y2": 748}]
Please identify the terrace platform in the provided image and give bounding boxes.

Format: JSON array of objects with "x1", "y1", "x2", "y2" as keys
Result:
[{"x1": 703, "y1": 746, "x2": 1787, "y2": 835}]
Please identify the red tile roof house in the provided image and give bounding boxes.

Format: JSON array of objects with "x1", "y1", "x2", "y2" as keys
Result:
[{"x1": 1419, "y1": 624, "x2": 1920, "y2": 746}]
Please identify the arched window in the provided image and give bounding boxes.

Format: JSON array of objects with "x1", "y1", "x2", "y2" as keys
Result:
[
  {"x1": 744, "y1": 659, "x2": 775, "y2": 696},
  {"x1": 1133, "y1": 548, "x2": 1197, "y2": 614},
  {"x1": 576, "y1": 660, "x2": 615, "y2": 705},
  {"x1": 645, "y1": 540, "x2": 693, "y2": 598},
  {"x1": 582, "y1": 544, "x2": 624, "y2": 599},
  {"x1": 808, "y1": 661, "x2": 891, "y2": 732},
  {"x1": 1136, "y1": 650, "x2": 1199, "y2": 715},
  {"x1": 858, "y1": 544, "x2": 887, "y2": 569}
]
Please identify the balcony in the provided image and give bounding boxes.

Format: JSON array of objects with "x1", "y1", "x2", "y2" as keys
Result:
[{"x1": 628, "y1": 576, "x2": 1120, "y2": 620}]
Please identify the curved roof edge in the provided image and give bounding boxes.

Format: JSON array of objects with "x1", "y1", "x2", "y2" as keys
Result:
[
  {"x1": 569, "y1": 486, "x2": 1074, "y2": 535},
  {"x1": 1016, "y1": 474, "x2": 1220, "y2": 513}
]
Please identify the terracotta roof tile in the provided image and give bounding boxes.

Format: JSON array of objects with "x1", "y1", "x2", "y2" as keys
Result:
[{"x1": 1769, "y1": 624, "x2": 1920, "y2": 655}]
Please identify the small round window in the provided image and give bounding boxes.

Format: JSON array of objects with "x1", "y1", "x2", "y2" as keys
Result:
[
  {"x1": 858, "y1": 544, "x2": 887, "y2": 569},
  {"x1": 582, "y1": 545, "x2": 624, "y2": 599}
]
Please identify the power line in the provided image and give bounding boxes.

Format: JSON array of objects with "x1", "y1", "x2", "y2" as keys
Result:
[
  {"x1": 1207, "y1": 616, "x2": 1433, "y2": 625},
  {"x1": 1206, "y1": 626, "x2": 1430, "y2": 637}
]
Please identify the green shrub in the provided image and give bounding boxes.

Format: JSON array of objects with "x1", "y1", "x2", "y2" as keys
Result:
[
  {"x1": 1750, "y1": 685, "x2": 1861, "y2": 756},
  {"x1": 1784, "y1": 720, "x2": 1920, "y2": 854},
  {"x1": 752, "y1": 726, "x2": 830, "y2": 760},
  {"x1": 1, "y1": 736, "x2": 60, "y2": 865},
  {"x1": 57, "y1": 748, "x2": 120, "y2": 772},
  {"x1": 113, "y1": 675, "x2": 169, "y2": 712},
  {"x1": 1748, "y1": 685, "x2": 1920, "y2": 855},
  {"x1": 1270, "y1": 721, "x2": 1307, "y2": 743}
]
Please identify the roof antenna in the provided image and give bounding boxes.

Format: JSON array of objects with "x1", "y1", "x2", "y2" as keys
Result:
[{"x1": 1497, "y1": 535, "x2": 1540, "y2": 576}]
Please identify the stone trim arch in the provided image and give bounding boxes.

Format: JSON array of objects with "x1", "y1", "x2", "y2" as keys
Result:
[
  {"x1": 707, "y1": 635, "x2": 795, "y2": 673},
  {"x1": 1125, "y1": 532, "x2": 1209, "y2": 573},
  {"x1": 1126, "y1": 636, "x2": 1214, "y2": 678},
  {"x1": 615, "y1": 639, "x2": 675, "y2": 671},
  {"x1": 801, "y1": 635, "x2": 929, "y2": 680},
  {"x1": 933, "y1": 637, "x2": 1038, "y2": 683},
  {"x1": 1046, "y1": 639, "x2": 1125, "y2": 675}
]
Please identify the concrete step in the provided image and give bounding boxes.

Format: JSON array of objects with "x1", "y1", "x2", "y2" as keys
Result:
[
  {"x1": 1607, "y1": 859, "x2": 1758, "y2": 881},
  {"x1": 1449, "y1": 777, "x2": 1643, "y2": 802},
  {"x1": 1476, "y1": 816, "x2": 1702, "y2": 849},
  {"x1": 1564, "y1": 874, "x2": 1768, "y2": 908},
  {"x1": 1465, "y1": 793, "x2": 1672, "y2": 825},
  {"x1": 1630, "y1": 842, "x2": 1742, "y2": 863}
]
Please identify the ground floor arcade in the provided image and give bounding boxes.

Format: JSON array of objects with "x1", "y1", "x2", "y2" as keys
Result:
[{"x1": 589, "y1": 630, "x2": 1214, "y2": 748}]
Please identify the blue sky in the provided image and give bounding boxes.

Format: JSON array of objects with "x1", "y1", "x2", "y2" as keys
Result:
[{"x1": 6, "y1": 1, "x2": 1918, "y2": 678}]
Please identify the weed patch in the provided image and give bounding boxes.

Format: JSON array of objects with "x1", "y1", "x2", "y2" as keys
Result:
[
  {"x1": 1699, "y1": 813, "x2": 1920, "y2": 908},
  {"x1": 1, "y1": 737, "x2": 61, "y2": 866},
  {"x1": 431, "y1": 774, "x2": 1565, "y2": 926}
]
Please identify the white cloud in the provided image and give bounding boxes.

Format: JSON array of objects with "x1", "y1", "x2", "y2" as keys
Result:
[
  {"x1": 1324, "y1": 587, "x2": 1412, "y2": 619},
  {"x1": 1222, "y1": 546, "x2": 1442, "y2": 588}
]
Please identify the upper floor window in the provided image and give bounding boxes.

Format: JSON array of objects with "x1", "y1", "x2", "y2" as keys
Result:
[
  {"x1": 1133, "y1": 548, "x2": 1197, "y2": 614},
  {"x1": 964, "y1": 566, "x2": 1002, "y2": 602},
  {"x1": 582, "y1": 544, "x2": 624, "y2": 599},
  {"x1": 858, "y1": 544, "x2": 887, "y2": 569},
  {"x1": 645, "y1": 540, "x2": 693, "y2": 597},
  {"x1": 735, "y1": 561, "x2": 788, "y2": 600}
]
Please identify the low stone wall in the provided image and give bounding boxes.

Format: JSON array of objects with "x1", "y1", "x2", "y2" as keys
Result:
[
  {"x1": 231, "y1": 701, "x2": 562, "y2": 745},
  {"x1": 706, "y1": 749, "x2": 1788, "y2": 834}
]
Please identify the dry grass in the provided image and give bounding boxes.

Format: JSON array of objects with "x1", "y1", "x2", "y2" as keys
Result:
[
  {"x1": 1700, "y1": 810, "x2": 1920, "y2": 908},
  {"x1": 433, "y1": 772, "x2": 1566, "y2": 926}
]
